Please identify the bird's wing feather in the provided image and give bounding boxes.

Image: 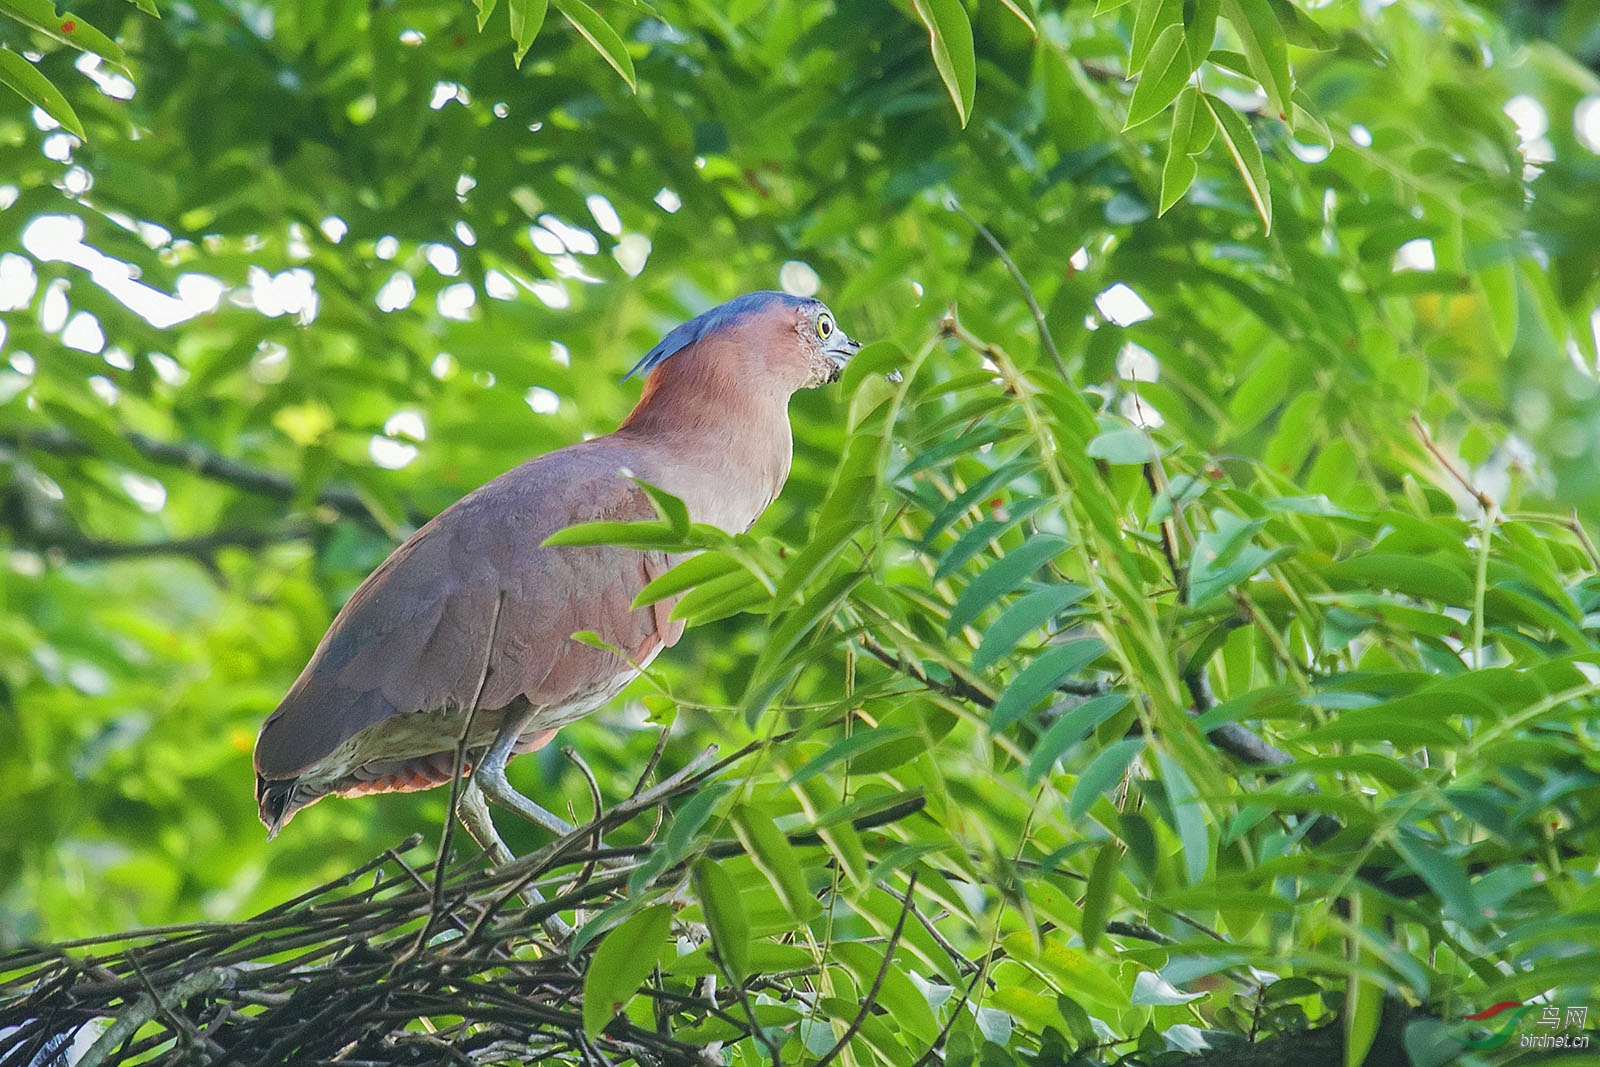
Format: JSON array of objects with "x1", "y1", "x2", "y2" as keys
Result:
[{"x1": 254, "y1": 442, "x2": 680, "y2": 781}]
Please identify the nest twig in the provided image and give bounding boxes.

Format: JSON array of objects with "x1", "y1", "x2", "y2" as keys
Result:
[{"x1": 0, "y1": 746, "x2": 926, "y2": 1067}]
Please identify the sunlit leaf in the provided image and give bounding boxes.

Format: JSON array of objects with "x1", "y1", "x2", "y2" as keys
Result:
[
  {"x1": 512, "y1": 0, "x2": 550, "y2": 65},
  {"x1": 1068, "y1": 738, "x2": 1144, "y2": 821},
  {"x1": 552, "y1": 0, "x2": 635, "y2": 90},
  {"x1": 0, "y1": 0, "x2": 129, "y2": 69},
  {"x1": 582, "y1": 904, "x2": 672, "y2": 1037},
  {"x1": 692, "y1": 858, "x2": 750, "y2": 980},
  {"x1": 947, "y1": 535, "x2": 1069, "y2": 635},
  {"x1": 911, "y1": 0, "x2": 976, "y2": 127},
  {"x1": 1202, "y1": 90, "x2": 1272, "y2": 230},
  {"x1": 0, "y1": 45, "x2": 84, "y2": 138},
  {"x1": 990, "y1": 638, "x2": 1106, "y2": 731},
  {"x1": 1125, "y1": 24, "x2": 1197, "y2": 130},
  {"x1": 1222, "y1": 0, "x2": 1291, "y2": 120}
]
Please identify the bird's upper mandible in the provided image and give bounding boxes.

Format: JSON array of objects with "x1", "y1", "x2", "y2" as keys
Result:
[{"x1": 252, "y1": 290, "x2": 861, "y2": 835}]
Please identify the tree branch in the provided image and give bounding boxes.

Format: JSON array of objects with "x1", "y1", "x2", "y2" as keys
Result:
[
  {"x1": 1, "y1": 427, "x2": 395, "y2": 531},
  {"x1": 10, "y1": 522, "x2": 311, "y2": 564}
]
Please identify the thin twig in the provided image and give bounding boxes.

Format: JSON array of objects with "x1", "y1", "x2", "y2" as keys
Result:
[
  {"x1": 420, "y1": 591, "x2": 507, "y2": 951},
  {"x1": 77, "y1": 966, "x2": 242, "y2": 1067},
  {"x1": 560, "y1": 744, "x2": 606, "y2": 891},
  {"x1": 946, "y1": 199, "x2": 1067, "y2": 379},
  {"x1": 909, "y1": 946, "x2": 990, "y2": 1067},
  {"x1": 813, "y1": 871, "x2": 919, "y2": 1067},
  {"x1": 1570, "y1": 509, "x2": 1600, "y2": 571},
  {"x1": 1409, "y1": 415, "x2": 1494, "y2": 512},
  {"x1": 717, "y1": 955, "x2": 783, "y2": 1067},
  {"x1": 879, "y1": 884, "x2": 979, "y2": 974}
]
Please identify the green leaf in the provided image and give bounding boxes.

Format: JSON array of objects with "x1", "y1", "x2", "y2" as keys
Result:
[
  {"x1": 1125, "y1": 24, "x2": 1197, "y2": 130},
  {"x1": 731, "y1": 804, "x2": 818, "y2": 921},
  {"x1": 1161, "y1": 89, "x2": 1216, "y2": 215},
  {"x1": 692, "y1": 858, "x2": 750, "y2": 980},
  {"x1": 790, "y1": 726, "x2": 916, "y2": 785},
  {"x1": 947, "y1": 535, "x2": 1069, "y2": 635},
  {"x1": 635, "y1": 551, "x2": 741, "y2": 608},
  {"x1": 1002, "y1": 931, "x2": 1129, "y2": 1009},
  {"x1": 122, "y1": 0, "x2": 160, "y2": 14},
  {"x1": 919, "y1": 458, "x2": 1032, "y2": 550},
  {"x1": 543, "y1": 519, "x2": 680, "y2": 548},
  {"x1": 1130, "y1": 0, "x2": 1183, "y2": 72},
  {"x1": 998, "y1": 0, "x2": 1037, "y2": 36},
  {"x1": 582, "y1": 903, "x2": 672, "y2": 1038},
  {"x1": 1188, "y1": 536, "x2": 1290, "y2": 606},
  {"x1": 817, "y1": 431, "x2": 887, "y2": 533},
  {"x1": 476, "y1": 0, "x2": 501, "y2": 33},
  {"x1": 671, "y1": 567, "x2": 770, "y2": 625},
  {"x1": 0, "y1": 46, "x2": 84, "y2": 139},
  {"x1": 1094, "y1": 0, "x2": 1134, "y2": 11},
  {"x1": 934, "y1": 496, "x2": 1048, "y2": 581},
  {"x1": 1202, "y1": 91, "x2": 1272, "y2": 232},
  {"x1": 631, "y1": 477, "x2": 690, "y2": 537},
  {"x1": 1079, "y1": 842, "x2": 1120, "y2": 950},
  {"x1": 1085, "y1": 426, "x2": 1169, "y2": 463},
  {"x1": 911, "y1": 0, "x2": 976, "y2": 127},
  {"x1": 834, "y1": 940, "x2": 941, "y2": 1040},
  {"x1": 1322, "y1": 554, "x2": 1476, "y2": 604},
  {"x1": 991, "y1": 639, "x2": 1106, "y2": 732},
  {"x1": 841, "y1": 339, "x2": 909, "y2": 394},
  {"x1": 1303, "y1": 707, "x2": 1463, "y2": 748},
  {"x1": 515, "y1": 0, "x2": 553, "y2": 63},
  {"x1": 0, "y1": 1, "x2": 129, "y2": 70},
  {"x1": 1391, "y1": 829, "x2": 1481, "y2": 928},
  {"x1": 1344, "y1": 970, "x2": 1384, "y2": 1067},
  {"x1": 743, "y1": 570, "x2": 863, "y2": 723},
  {"x1": 660, "y1": 782, "x2": 733, "y2": 866},
  {"x1": 974, "y1": 584, "x2": 1091, "y2": 672},
  {"x1": 1184, "y1": 0, "x2": 1221, "y2": 66},
  {"x1": 1154, "y1": 750, "x2": 1208, "y2": 884},
  {"x1": 1222, "y1": 0, "x2": 1291, "y2": 120},
  {"x1": 1266, "y1": 0, "x2": 1335, "y2": 50},
  {"x1": 1068, "y1": 738, "x2": 1144, "y2": 821},
  {"x1": 1026, "y1": 693, "x2": 1130, "y2": 785},
  {"x1": 796, "y1": 780, "x2": 871, "y2": 890},
  {"x1": 1478, "y1": 259, "x2": 1517, "y2": 351},
  {"x1": 774, "y1": 520, "x2": 863, "y2": 607},
  {"x1": 553, "y1": 0, "x2": 635, "y2": 90}
]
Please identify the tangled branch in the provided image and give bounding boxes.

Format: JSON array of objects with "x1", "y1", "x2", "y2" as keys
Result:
[{"x1": 0, "y1": 752, "x2": 926, "y2": 1067}]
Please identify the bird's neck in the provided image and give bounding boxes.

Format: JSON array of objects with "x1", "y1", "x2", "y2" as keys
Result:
[{"x1": 614, "y1": 371, "x2": 794, "y2": 534}]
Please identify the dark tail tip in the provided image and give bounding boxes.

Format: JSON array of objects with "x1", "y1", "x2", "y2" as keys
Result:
[{"x1": 258, "y1": 776, "x2": 297, "y2": 840}]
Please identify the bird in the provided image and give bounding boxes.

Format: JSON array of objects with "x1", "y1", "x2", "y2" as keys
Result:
[{"x1": 254, "y1": 291, "x2": 861, "y2": 858}]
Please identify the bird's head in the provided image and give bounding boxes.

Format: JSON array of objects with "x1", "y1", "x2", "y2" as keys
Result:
[{"x1": 625, "y1": 291, "x2": 862, "y2": 394}]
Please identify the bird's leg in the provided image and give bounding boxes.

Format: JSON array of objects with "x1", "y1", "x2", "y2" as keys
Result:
[
  {"x1": 473, "y1": 708, "x2": 578, "y2": 837},
  {"x1": 456, "y1": 779, "x2": 515, "y2": 866},
  {"x1": 457, "y1": 779, "x2": 573, "y2": 942}
]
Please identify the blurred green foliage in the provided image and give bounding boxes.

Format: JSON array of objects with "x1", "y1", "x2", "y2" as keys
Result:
[{"x1": 2, "y1": 0, "x2": 1600, "y2": 1062}]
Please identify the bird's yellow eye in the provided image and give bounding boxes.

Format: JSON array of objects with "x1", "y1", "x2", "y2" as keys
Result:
[{"x1": 817, "y1": 313, "x2": 834, "y2": 340}]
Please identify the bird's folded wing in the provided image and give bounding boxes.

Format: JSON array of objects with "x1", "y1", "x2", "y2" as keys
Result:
[{"x1": 255, "y1": 450, "x2": 682, "y2": 781}]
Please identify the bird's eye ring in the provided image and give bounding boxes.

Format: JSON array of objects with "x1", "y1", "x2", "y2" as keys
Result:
[{"x1": 816, "y1": 313, "x2": 834, "y2": 339}]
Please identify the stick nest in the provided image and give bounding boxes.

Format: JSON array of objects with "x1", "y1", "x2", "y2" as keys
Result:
[{"x1": 1, "y1": 746, "x2": 918, "y2": 1067}]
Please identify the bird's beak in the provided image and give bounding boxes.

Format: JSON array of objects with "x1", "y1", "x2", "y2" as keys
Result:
[{"x1": 824, "y1": 332, "x2": 862, "y2": 383}]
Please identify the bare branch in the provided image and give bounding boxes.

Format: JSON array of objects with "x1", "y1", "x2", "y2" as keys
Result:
[
  {"x1": 2, "y1": 427, "x2": 398, "y2": 531},
  {"x1": 946, "y1": 199, "x2": 1068, "y2": 380}
]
